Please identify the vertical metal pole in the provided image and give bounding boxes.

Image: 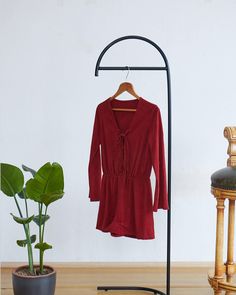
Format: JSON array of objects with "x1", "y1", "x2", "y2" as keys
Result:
[{"x1": 166, "y1": 67, "x2": 171, "y2": 295}]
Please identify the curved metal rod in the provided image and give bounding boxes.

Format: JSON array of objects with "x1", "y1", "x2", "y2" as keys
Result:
[
  {"x1": 94, "y1": 35, "x2": 172, "y2": 295},
  {"x1": 97, "y1": 286, "x2": 166, "y2": 295},
  {"x1": 95, "y1": 35, "x2": 170, "y2": 76}
]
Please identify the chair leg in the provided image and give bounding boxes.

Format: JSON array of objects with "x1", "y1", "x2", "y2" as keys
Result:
[
  {"x1": 215, "y1": 198, "x2": 225, "y2": 279},
  {"x1": 226, "y1": 199, "x2": 235, "y2": 276}
]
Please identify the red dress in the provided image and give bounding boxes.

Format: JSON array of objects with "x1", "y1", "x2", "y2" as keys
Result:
[{"x1": 88, "y1": 97, "x2": 168, "y2": 239}]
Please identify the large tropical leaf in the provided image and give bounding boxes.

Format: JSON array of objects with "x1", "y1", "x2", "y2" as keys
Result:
[
  {"x1": 25, "y1": 162, "x2": 64, "y2": 204},
  {"x1": 0, "y1": 163, "x2": 24, "y2": 196},
  {"x1": 41, "y1": 191, "x2": 64, "y2": 206},
  {"x1": 33, "y1": 215, "x2": 50, "y2": 226},
  {"x1": 35, "y1": 242, "x2": 52, "y2": 252},
  {"x1": 11, "y1": 213, "x2": 34, "y2": 225},
  {"x1": 22, "y1": 165, "x2": 36, "y2": 177},
  {"x1": 17, "y1": 235, "x2": 36, "y2": 247}
]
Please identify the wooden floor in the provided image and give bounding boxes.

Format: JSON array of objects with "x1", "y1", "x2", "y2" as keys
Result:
[{"x1": 0, "y1": 262, "x2": 224, "y2": 295}]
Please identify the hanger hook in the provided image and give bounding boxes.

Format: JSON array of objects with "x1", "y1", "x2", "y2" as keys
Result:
[{"x1": 125, "y1": 66, "x2": 130, "y2": 80}]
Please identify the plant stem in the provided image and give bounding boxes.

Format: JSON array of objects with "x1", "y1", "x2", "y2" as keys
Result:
[
  {"x1": 24, "y1": 225, "x2": 34, "y2": 273},
  {"x1": 41, "y1": 206, "x2": 48, "y2": 243},
  {"x1": 14, "y1": 196, "x2": 23, "y2": 218},
  {"x1": 38, "y1": 203, "x2": 41, "y2": 246},
  {"x1": 39, "y1": 205, "x2": 48, "y2": 273},
  {"x1": 24, "y1": 195, "x2": 29, "y2": 218},
  {"x1": 38, "y1": 203, "x2": 41, "y2": 256},
  {"x1": 14, "y1": 196, "x2": 34, "y2": 274},
  {"x1": 39, "y1": 203, "x2": 44, "y2": 274},
  {"x1": 23, "y1": 192, "x2": 34, "y2": 274}
]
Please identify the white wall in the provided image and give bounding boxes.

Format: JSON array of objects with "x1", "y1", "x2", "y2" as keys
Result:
[{"x1": 1, "y1": 0, "x2": 236, "y2": 263}]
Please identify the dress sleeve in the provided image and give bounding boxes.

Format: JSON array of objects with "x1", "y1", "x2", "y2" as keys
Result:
[
  {"x1": 88, "y1": 106, "x2": 102, "y2": 201},
  {"x1": 149, "y1": 107, "x2": 169, "y2": 212}
]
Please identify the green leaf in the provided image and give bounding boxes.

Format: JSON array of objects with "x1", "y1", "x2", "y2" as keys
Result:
[
  {"x1": 0, "y1": 163, "x2": 24, "y2": 196},
  {"x1": 18, "y1": 187, "x2": 27, "y2": 199},
  {"x1": 17, "y1": 235, "x2": 36, "y2": 247},
  {"x1": 26, "y1": 162, "x2": 64, "y2": 205},
  {"x1": 41, "y1": 191, "x2": 64, "y2": 206},
  {"x1": 11, "y1": 213, "x2": 34, "y2": 225},
  {"x1": 33, "y1": 215, "x2": 50, "y2": 226},
  {"x1": 35, "y1": 242, "x2": 52, "y2": 252},
  {"x1": 22, "y1": 165, "x2": 36, "y2": 177}
]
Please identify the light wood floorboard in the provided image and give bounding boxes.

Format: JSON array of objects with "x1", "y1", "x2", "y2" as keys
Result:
[{"x1": 0, "y1": 262, "x2": 222, "y2": 295}]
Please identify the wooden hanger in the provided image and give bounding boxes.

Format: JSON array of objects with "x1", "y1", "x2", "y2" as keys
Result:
[{"x1": 110, "y1": 82, "x2": 140, "y2": 112}]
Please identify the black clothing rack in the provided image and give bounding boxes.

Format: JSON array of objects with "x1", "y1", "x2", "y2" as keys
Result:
[{"x1": 94, "y1": 35, "x2": 172, "y2": 295}]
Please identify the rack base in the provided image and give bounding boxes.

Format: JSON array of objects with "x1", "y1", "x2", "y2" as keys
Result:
[{"x1": 97, "y1": 286, "x2": 166, "y2": 294}]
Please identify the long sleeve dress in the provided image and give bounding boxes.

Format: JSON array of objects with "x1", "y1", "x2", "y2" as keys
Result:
[{"x1": 88, "y1": 97, "x2": 168, "y2": 240}]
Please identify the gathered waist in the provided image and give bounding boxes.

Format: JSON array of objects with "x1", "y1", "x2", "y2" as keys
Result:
[{"x1": 102, "y1": 172, "x2": 150, "y2": 180}]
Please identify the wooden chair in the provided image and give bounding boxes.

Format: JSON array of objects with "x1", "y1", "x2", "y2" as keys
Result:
[{"x1": 209, "y1": 127, "x2": 236, "y2": 294}]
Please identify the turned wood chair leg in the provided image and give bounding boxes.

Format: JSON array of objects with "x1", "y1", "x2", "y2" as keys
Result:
[
  {"x1": 225, "y1": 275, "x2": 234, "y2": 295},
  {"x1": 226, "y1": 199, "x2": 235, "y2": 277},
  {"x1": 214, "y1": 289, "x2": 223, "y2": 295},
  {"x1": 215, "y1": 198, "x2": 225, "y2": 279}
]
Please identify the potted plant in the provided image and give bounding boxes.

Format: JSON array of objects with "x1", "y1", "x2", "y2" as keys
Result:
[{"x1": 0, "y1": 162, "x2": 64, "y2": 295}]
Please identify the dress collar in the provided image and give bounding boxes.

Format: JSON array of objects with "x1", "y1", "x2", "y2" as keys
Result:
[{"x1": 107, "y1": 97, "x2": 143, "y2": 134}]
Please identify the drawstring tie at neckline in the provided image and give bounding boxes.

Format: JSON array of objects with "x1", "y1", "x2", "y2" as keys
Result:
[{"x1": 117, "y1": 131, "x2": 129, "y2": 174}]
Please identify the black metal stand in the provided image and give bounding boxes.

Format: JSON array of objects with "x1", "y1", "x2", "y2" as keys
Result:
[{"x1": 94, "y1": 35, "x2": 172, "y2": 295}]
